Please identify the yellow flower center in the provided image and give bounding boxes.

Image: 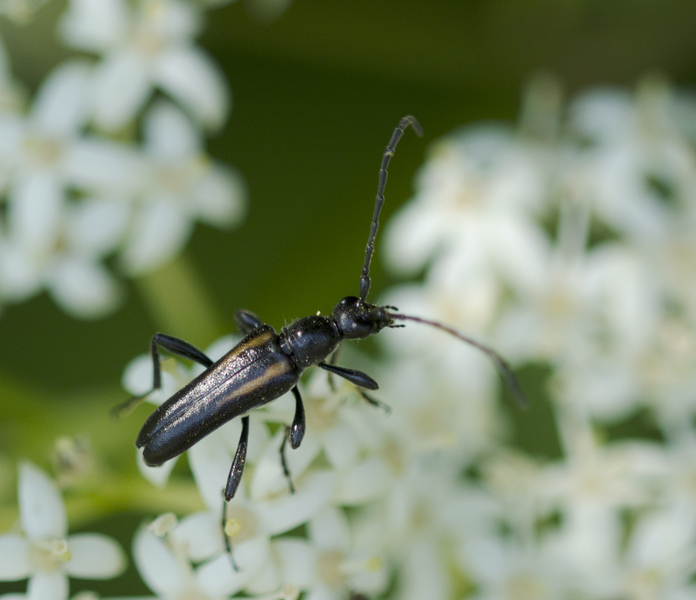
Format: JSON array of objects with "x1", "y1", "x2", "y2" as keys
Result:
[
  {"x1": 223, "y1": 506, "x2": 257, "y2": 543},
  {"x1": 29, "y1": 538, "x2": 71, "y2": 572}
]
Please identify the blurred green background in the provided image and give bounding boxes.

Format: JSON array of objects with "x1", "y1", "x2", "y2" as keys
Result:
[{"x1": 0, "y1": 0, "x2": 694, "y2": 594}]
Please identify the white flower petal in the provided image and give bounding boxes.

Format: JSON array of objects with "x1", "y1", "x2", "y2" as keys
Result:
[
  {"x1": 147, "y1": 0, "x2": 201, "y2": 41},
  {"x1": 0, "y1": 241, "x2": 42, "y2": 301},
  {"x1": 272, "y1": 538, "x2": 316, "y2": 588},
  {"x1": 323, "y1": 422, "x2": 358, "y2": 469},
  {"x1": 333, "y1": 458, "x2": 392, "y2": 505},
  {"x1": 92, "y1": 50, "x2": 151, "y2": 131},
  {"x1": 190, "y1": 164, "x2": 246, "y2": 227},
  {"x1": 153, "y1": 45, "x2": 229, "y2": 131},
  {"x1": 309, "y1": 506, "x2": 350, "y2": 552},
  {"x1": 66, "y1": 138, "x2": 146, "y2": 195},
  {"x1": 0, "y1": 534, "x2": 31, "y2": 580},
  {"x1": 59, "y1": 0, "x2": 129, "y2": 52},
  {"x1": 27, "y1": 570, "x2": 68, "y2": 600},
  {"x1": 173, "y1": 512, "x2": 223, "y2": 562},
  {"x1": 144, "y1": 100, "x2": 200, "y2": 161},
  {"x1": 19, "y1": 461, "x2": 67, "y2": 541},
  {"x1": 195, "y1": 536, "x2": 269, "y2": 597},
  {"x1": 8, "y1": 173, "x2": 63, "y2": 256},
  {"x1": 132, "y1": 527, "x2": 184, "y2": 596},
  {"x1": 256, "y1": 471, "x2": 336, "y2": 536},
  {"x1": 399, "y1": 539, "x2": 450, "y2": 600},
  {"x1": 137, "y1": 449, "x2": 177, "y2": 488},
  {"x1": 384, "y1": 201, "x2": 444, "y2": 274},
  {"x1": 31, "y1": 61, "x2": 91, "y2": 138},
  {"x1": 306, "y1": 585, "x2": 339, "y2": 600},
  {"x1": 120, "y1": 200, "x2": 192, "y2": 274},
  {"x1": 188, "y1": 429, "x2": 238, "y2": 514},
  {"x1": 65, "y1": 198, "x2": 130, "y2": 257},
  {"x1": 47, "y1": 256, "x2": 122, "y2": 319},
  {"x1": 65, "y1": 533, "x2": 126, "y2": 579}
]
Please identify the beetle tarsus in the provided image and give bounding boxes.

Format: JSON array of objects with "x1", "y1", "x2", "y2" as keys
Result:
[
  {"x1": 358, "y1": 390, "x2": 392, "y2": 414},
  {"x1": 280, "y1": 429, "x2": 296, "y2": 494},
  {"x1": 221, "y1": 498, "x2": 240, "y2": 572}
]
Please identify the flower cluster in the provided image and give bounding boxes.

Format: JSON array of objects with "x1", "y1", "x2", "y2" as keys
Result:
[
  {"x1": 376, "y1": 76, "x2": 696, "y2": 599},
  {"x1": 0, "y1": 0, "x2": 246, "y2": 319}
]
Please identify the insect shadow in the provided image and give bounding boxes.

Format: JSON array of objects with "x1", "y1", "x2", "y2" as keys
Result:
[{"x1": 117, "y1": 116, "x2": 528, "y2": 570}]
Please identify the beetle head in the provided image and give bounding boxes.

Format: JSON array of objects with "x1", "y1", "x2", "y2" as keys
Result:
[{"x1": 333, "y1": 296, "x2": 395, "y2": 339}]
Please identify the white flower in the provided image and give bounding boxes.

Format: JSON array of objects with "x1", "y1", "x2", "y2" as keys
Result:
[
  {"x1": 457, "y1": 533, "x2": 577, "y2": 600},
  {"x1": 251, "y1": 506, "x2": 387, "y2": 600},
  {"x1": 171, "y1": 431, "x2": 336, "y2": 598},
  {"x1": 0, "y1": 60, "x2": 139, "y2": 317},
  {"x1": 120, "y1": 101, "x2": 246, "y2": 274},
  {"x1": 0, "y1": 462, "x2": 126, "y2": 600},
  {"x1": 129, "y1": 520, "x2": 266, "y2": 600},
  {"x1": 59, "y1": 0, "x2": 230, "y2": 131}
]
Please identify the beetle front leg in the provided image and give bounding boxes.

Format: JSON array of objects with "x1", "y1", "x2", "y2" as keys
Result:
[
  {"x1": 148, "y1": 333, "x2": 214, "y2": 390},
  {"x1": 113, "y1": 333, "x2": 215, "y2": 418}
]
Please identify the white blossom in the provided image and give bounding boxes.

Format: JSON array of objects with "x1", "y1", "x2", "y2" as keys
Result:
[
  {"x1": 0, "y1": 462, "x2": 125, "y2": 600},
  {"x1": 59, "y1": 0, "x2": 230, "y2": 131}
]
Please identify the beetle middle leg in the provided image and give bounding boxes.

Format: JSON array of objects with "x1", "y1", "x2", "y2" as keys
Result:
[{"x1": 234, "y1": 309, "x2": 264, "y2": 334}]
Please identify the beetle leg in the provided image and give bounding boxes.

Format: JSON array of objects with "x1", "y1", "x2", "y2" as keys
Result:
[
  {"x1": 234, "y1": 309, "x2": 264, "y2": 334},
  {"x1": 318, "y1": 362, "x2": 379, "y2": 391},
  {"x1": 224, "y1": 416, "x2": 250, "y2": 501},
  {"x1": 357, "y1": 390, "x2": 391, "y2": 414},
  {"x1": 289, "y1": 386, "x2": 306, "y2": 449},
  {"x1": 112, "y1": 333, "x2": 214, "y2": 418},
  {"x1": 327, "y1": 348, "x2": 340, "y2": 392},
  {"x1": 149, "y1": 333, "x2": 214, "y2": 390},
  {"x1": 279, "y1": 429, "x2": 296, "y2": 495}
]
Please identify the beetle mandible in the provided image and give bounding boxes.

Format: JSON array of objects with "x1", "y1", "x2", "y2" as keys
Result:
[{"x1": 127, "y1": 116, "x2": 527, "y2": 564}]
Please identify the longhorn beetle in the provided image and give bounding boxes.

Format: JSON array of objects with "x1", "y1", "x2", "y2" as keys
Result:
[{"x1": 127, "y1": 116, "x2": 527, "y2": 568}]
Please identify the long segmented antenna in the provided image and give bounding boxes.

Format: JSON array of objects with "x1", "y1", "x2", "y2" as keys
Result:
[
  {"x1": 389, "y1": 313, "x2": 529, "y2": 408},
  {"x1": 360, "y1": 115, "x2": 423, "y2": 301}
]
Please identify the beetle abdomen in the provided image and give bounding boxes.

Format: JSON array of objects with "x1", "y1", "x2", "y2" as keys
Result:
[{"x1": 137, "y1": 326, "x2": 300, "y2": 466}]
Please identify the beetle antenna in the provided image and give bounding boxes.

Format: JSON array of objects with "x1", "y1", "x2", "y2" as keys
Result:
[
  {"x1": 360, "y1": 115, "x2": 423, "y2": 302},
  {"x1": 389, "y1": 313, "x2": 529, "y2": 408}
]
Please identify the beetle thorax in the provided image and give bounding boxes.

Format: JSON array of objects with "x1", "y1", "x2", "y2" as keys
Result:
[{"x1": 279, "y1": 315, "x2": 341, "y2": 368}]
